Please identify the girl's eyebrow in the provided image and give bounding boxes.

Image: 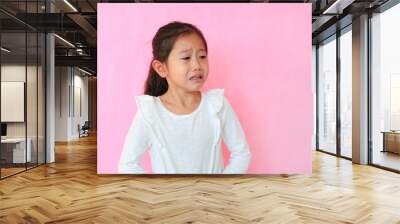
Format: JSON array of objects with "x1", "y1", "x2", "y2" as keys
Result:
[{"x1": 179, "y1": 48, "x2": 207, "y2": 53}]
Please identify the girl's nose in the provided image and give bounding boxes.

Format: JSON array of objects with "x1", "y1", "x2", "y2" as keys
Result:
[{"x1": 191, "y1": 57, "x2": 201, "y2": 69}]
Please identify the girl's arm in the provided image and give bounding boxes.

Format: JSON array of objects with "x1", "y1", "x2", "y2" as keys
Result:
[
  {"x1": 221, "y1": 97, "x2": 251, "y2": 174},
  {"x1": 118, "y1": 109, "x2": 151, "y2": 174}
]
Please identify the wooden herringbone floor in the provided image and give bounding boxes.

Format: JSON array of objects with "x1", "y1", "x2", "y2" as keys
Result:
[{"x1": 1, "y1": 134, "x2": 400, "y2": 224}]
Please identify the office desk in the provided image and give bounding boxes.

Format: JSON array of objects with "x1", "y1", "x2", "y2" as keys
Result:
[
  {"x1": 381, "y1": 131, "x2": 400, "y2": 154},
  {"x1": 1, "y1": 138, "x2": 32, "y2": 163}
]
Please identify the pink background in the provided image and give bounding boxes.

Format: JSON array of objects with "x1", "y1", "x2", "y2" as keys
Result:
[{"x1": 97, "y1": 3, "x2": 313, "y2": 174}]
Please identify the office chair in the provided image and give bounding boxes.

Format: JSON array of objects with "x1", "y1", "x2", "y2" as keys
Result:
[{"x1": 79, "y1": 121, "x2": 90, "y2": 138}]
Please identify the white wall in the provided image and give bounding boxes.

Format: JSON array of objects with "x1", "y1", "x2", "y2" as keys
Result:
[
  {"x1": 1, "y1": 65, "x2": 26, "y2": 132},
  {"x1": 1, "y1": 63, "x2": 46, "y2": 164},
  {"x1": 1, "y1": 65, "x2": 42, "y2": 137},
  {"x1": 55, "y1": 67, "x2": 89, "y2": 141},
  {"x1": 55, "y1": 66, "x2": 69, "y2": 141}
]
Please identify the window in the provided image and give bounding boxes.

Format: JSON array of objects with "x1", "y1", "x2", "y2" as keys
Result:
[
  {"x1": 371, "y1": 2, "x2": 400, "y2": 171},
  {"x1": 317, "y1": 36, "x2": 337, "y2": 154},
  {"x1": 339, "y1": 27, "x2": 352, "y2": 158}
]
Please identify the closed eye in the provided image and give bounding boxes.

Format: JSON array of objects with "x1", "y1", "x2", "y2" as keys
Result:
[{"x1": 181, "y1": 57, "x2": 190, "y2": 60}]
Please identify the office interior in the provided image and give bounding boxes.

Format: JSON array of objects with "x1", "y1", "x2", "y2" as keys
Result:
[
  {"x1": 0, "y1": 0, "x2": 399, "y2": 223},
  {"x1": 0, "y1": 0, "x2": 97, "y2": 179}
]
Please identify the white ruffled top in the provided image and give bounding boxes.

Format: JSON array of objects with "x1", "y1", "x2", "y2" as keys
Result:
[{"x1": 118, "y1": 89, "x2": 251, "y2": 174}]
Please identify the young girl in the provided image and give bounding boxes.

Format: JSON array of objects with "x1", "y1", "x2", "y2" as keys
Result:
[{"x1": 118, "y1": 21, "x2": 251, "y2": 174}]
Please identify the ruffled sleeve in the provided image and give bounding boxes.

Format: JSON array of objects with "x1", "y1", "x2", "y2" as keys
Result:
[
  {"x1": 204, "y1": 88, "x2": 225, "y2": 114},
  {"x1": 205, "y1": 89, "x2": 251, "y2": 174},
  {"x1": 118, "y1": 95, "x2": 157, "y2": 174},
  {"x1": 118, "y1": 101, "x2": 152, "y2": 174},
  {"x1": 134, "y1": 95, "x2": 156, "y2": 126}
]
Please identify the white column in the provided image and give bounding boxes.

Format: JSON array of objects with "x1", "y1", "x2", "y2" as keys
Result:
[
  {"x1": 352, "y1": 14, "x2": 369, "y2": 164},
  {"x1": 46, "y1": 33, "x2": 55, "y2": 163},
  {"x1": 46, "y1": 1, "x2": 55, "y2": 163}
]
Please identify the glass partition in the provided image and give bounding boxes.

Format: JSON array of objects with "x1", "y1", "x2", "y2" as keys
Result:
[
  {"x1": 1, "y1": 30, "x2": 28, "y2": 177},
  {"x1": 27, "y1": 30, "x2": 38, "y2": 170},
  {"x1": 317, "y1": 35, "x2": 337, "y2": 154},
  {"x1": 0, "y1": 1, "x2": 46, "y2": 179}
]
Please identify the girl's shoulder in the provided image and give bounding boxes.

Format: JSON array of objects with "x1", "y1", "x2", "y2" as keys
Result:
[
  {"x1": 204, "y1": 88, "x2": 225, "y2": 114},
  {"x1": 134, "y1": 94, "x2": 156, "y2": 111},
  {"x1": 134, "y1": 94, "x2": 158, "y2": 124},
  {"x1": 204, "y1": 88, "x2": 224, "y2": 98},
  {"x1": 134, "y1": 89, "x2": 226, "y2": 108},
  {"x1": 134, "y1": 89, "x2": 226, "y2": 122},
  {"x1": 135, "y1": 94, "x2": 155, "y2": 102}
]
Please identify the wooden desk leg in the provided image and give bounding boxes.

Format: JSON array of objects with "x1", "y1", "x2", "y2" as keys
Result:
[{"x1": 382, "y1": 132, "x2": 386, "y2": 152}]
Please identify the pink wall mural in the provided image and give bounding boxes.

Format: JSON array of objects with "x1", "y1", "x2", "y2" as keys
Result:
[{"x1": 97, "y1": 3, "x2": 313, "y2": 174}]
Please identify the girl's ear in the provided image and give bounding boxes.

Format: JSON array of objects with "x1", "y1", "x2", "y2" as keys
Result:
[{"x1": 152, "y1": 60, "x2": 168, "y2": 78}]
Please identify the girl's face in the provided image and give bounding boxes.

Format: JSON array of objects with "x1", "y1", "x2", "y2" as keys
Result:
[{"x1": 154, "y1": 32, "x2": 209, "y2": 93}]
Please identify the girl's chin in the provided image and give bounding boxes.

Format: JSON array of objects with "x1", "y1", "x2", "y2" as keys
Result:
[
  {"x1": 187, "y1": 80, "x2": 204, "y2": 87},
  {"x1": 186, "y1": 84, "x2": 204, "y2": 92}
]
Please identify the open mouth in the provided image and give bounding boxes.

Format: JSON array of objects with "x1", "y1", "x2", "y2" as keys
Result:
[{"x1": 189, "y1": 74, "x2": 203, "y2": 81}]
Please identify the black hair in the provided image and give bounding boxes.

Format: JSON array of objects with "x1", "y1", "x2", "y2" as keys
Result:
[{"x1": 144, "y1": 21, "x2": 208, "y2": 96}]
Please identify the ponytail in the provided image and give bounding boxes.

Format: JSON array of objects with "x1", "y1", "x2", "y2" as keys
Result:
[{"x1": 144, "y1": 65, "x2": 168, "y2": 96}]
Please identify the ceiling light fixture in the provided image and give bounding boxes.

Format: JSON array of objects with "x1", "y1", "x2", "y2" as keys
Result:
[
  {"x1": 322, "y1": 0, "x2": 355, "y2": 15},
  {"x1": 1, "y1": 47, "x2": 11, "y2": 53},
  {"x1": 78, "y1": 67, "x2": 93, "y2": 76},
  {"x1": 63, "y1": 0, "x2": 78, "y2": 12},
  {"x1": 54, "y1": 34, "x2": 75, "y2": 48}
]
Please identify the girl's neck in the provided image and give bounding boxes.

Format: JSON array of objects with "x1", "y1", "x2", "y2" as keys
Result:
[{"x1": 160, "y1": 88, "x2": 201, "y2": 109}]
